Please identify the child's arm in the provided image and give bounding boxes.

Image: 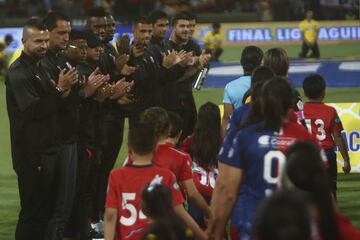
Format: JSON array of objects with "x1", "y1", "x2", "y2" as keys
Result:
[
  {"x1": 174, "y1": 204, "x2": 208, "y2": 240},
  {"x1": 104, "y1": 208, "x2": 118, "y2": 240},
  {"x1": 333, "y1": 131, "x2": 351, "y2": 174},
  {"x1": 183, "y1": 179, "x2": 212, "y2": 221}
]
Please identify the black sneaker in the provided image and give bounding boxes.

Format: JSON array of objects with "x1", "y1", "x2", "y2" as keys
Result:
[{"x1": 88, "y1": 227, "x2": 104, "y2": 239}]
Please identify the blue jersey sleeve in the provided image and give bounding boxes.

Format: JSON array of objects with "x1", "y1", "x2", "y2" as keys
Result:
[
  {"x1": 223, "y1": 84, "x2": 232, "y2": 104},
  {"x1": 218, "y1": 130, "x2": 246, "y2": 169},
  {"x1": 225, "y1": 104, "x2": 251, "y2": 136}
]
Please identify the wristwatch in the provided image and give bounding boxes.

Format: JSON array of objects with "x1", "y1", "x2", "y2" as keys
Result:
[{"x1": 55, "y1": 85, "x2": 64, "y2": 94}]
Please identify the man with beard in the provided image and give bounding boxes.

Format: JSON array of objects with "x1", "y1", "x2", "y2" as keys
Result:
[
  {"x1": 126, "y1": 16, "x2": 186, "y2": 127},
  {"x1": 148, "y1": 10, "x2": 169, "y2": 62},
  {"x1": 127, "y1": 16, "x2": 157, "y2": 126},
  {"x1": 184, "y1": 12, "x2": 202, "y2": 56},
  {"x1": 90, "y1": 10, "x2": 134, "y2": 237},
  {"x1": 166, "y1": 13, "x2": 211, "y2": 142},
  {"x1": 86, "y1": 8, "x2": 134, "y2": 236},
  {"x1": 6, "y1": 18, "x2": 75, "y2": 240}
]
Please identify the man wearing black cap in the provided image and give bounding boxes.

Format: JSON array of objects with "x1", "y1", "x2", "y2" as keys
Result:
[
  {"x1": 62, "y1": 29, "x2": 114, "y2": 240},
  {"x1": 68, "y1": 28, "x2": 132, "y2": 239}
]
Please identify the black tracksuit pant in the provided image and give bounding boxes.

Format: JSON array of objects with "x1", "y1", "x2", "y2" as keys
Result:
[
  {"x1": 15, "y1": 152, "x2": 58, "y2": 240},
  {"x1": 46, "y1": 143, "x2": 77, "y2": 240}
]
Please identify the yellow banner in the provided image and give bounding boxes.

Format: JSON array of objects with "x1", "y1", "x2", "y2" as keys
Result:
[
  {"x1": 329, "y1": 103, "x2": 360, "y2": 173},
  {"x1": 194, "y1": 20, "x2": 360, "y2": 47},
  {"x1": 219, "y1": 103, "x2": 360, "y2": 172}
]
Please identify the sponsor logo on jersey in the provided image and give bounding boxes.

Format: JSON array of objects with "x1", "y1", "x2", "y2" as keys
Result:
[
  {"x1": 258, "y1": 135, "x2": 296, "y2": 148},
  {"x1": 173, "y1": 182, "x2": 180, "y2": 191}
]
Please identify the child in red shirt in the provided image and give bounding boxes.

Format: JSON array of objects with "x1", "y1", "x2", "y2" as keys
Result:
[
  {"x1": 140, "y1": 107, "x2": 212, "y2": 229},
  {"x1": 303, "y1": 74, "x2": 351, "y2": 198},
  {"x1": 104, "y1": 122, "x2": 204, "y2": 240}
]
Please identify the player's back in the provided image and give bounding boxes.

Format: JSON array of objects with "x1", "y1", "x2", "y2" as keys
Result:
[
  {"x1": 154, "y1": 143, "x2": 193, "y2": 185},
  {"x1": 106, "y1": 164, "x2": 183, "y2": 240},
  {"x1": 220, "y1": 121, "x2": 315, "y2": 238},
  {"x1": 304, "y1": 102, "x2": 340, "y2": 149},
  {"x1": 188, "y1": 162, "x2": 218, "y2": 228}
]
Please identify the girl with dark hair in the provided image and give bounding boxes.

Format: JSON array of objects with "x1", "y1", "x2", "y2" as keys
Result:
[
  {"x1": 190, "y1": 102, "x2": 221, "y2": 170},
  {"x1": 283, "y1": 141, "x2": 360, "y2": 240},
  {"x1": 209, "y1": 78, "x2": 317, "y2": 240},
  {"x1": 263, "y1": 47, "x2": 308, "y2": 130},
  {"x1": 187, "y1": 102, "x2": 221, "y2": 228},
  {"x1": 140, "y1": 107, "x2": 211, "y2": 239},
  {"x1": 141, "y1": 184, "x2": 194, "y2": 240},
  {"x1": 253, "y1": 190, "x2": 311, "y2": 240}
]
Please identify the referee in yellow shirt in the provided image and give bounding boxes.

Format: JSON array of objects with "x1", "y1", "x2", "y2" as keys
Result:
[
  {"x1": 204, "y1": 22, "x2": 223, "y2": 61},
  {"x1": 299, "y1": 10, "x2": 320, "y2": 58}
]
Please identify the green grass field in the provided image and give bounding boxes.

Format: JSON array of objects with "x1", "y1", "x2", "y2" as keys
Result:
[
  {"x1": 220, "y1": 42, "x2": 360, "y2": 62},
  {"x1": 1, "y1": 43, "x2": 360, "y2": 239}
]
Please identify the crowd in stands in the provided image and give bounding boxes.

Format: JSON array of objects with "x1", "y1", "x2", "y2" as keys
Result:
[{"x1": 1, "y1": 0, "x2": 358, "y2": 21}]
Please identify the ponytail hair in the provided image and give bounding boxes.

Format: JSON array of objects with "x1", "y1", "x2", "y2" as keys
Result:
[
  {"x1": 242, "y1": 77, "x2": 295, "y2": 131},
  {"x1": 141, "y1": 184, "x2": 183, "y2": 224},
  {"x1": 141, "y1": 184, "x2": 192, "y2": 240},
  {"x1": 285, "y1": 141, "x2": 340, "y2": 240},
  {"x1": 190, "y1": 102, "x2": 221, "y2": 169}
]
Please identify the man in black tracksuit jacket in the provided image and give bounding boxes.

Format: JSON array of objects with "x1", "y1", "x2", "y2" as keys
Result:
[
  {"x1": 41, "y1": 12, "x2": 80, "y2": 240},
  {"x1": 165, "y1": 13, "x2": 205, "y2": 142},
  {"x1": 86, "y1": 8, "x2": 134, "y2": 227},
  {"x1": 6, "y1": 18, "x2": 77, "y2": 240}
]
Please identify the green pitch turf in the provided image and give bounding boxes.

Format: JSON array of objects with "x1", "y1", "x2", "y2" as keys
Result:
[
  {"x1": 1, "y1": 42, "x2": 360, "y2": 239},
  {"x1": 220, "y1": 42, "x2": 360, "y2": 62}
]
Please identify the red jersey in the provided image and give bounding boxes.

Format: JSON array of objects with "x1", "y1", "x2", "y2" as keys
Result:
[
  {"x1": 311, "y1": 212, "x2": 360, "y2": 240},
  {"x1": 105, "y1": 164, "x2": 184, "y2": 240},
  {"x1": 303, "y1": 103, "x2": 343, "y2": 149},
  {"x1": 179, "y1": 135, "x2": 193, "y2": 153},
  {"x1": 153, "y1": 142, "x2": 193, "y2": 198},
  {"x1": 192, "y1": 162, "x2": 218, "y2": 199}
]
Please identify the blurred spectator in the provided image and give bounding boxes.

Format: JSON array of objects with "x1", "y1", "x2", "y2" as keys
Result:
[
  {"x1": 256, "y1": 0, "x2": 273, "y2": 21},
  {"x1": 4, "y1": 34, "x2": 13, "y2": 47},
  {"x1": 270, "y1": 0, "x2": 291, "y2": 21},
  {"x1": 299, "y1": 10, "x2": 320, "y2": 58},
  {"x1": 4, "y1": 34, "x2": 15, "y2": 63},
  {"x1": 345, "y1": 10, "x2": 357, "y2": 20},
  {"x1": 0, "y1": 42, "x2": 7, "y2": 75},
  {"x1": 203, "y1": 22, "x2": 223, "y2": 61},
  {"x1": 1, "y1": 0, "x2": 354, "y2": 21}
]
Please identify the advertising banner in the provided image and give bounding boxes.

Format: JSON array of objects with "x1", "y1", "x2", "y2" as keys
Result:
[
  {"x1": 329, "y1": 103, "x2": 360, "y2": 172},
  {"x1": 193, "y1": 20, "x2": 360, "y2": 47}
]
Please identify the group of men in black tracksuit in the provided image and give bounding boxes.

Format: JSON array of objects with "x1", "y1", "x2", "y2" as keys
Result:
[
  {"x1": 6, "y1": 7, "x2": 210, "y2": 240},
  {"x1": 128, "y1": 11, "x2": 210, "y2": 141}
]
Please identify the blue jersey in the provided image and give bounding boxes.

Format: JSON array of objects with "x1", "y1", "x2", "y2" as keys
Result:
[
  {"x1": 220, "y1": 104, "x2": 251, "y2": 173},
  {"x1": 226, "y1": 103, "x2": 251, "y2": 134},
  {"x1": 218, "y1": 121, "x2": 315, "y2": 240}
]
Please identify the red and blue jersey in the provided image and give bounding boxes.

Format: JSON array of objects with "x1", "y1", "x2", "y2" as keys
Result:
[
  {"x1": 303, "y1": 102, "x2": 343, "y2": 150},
  {"x1": 218, "y1": 121, "x2": 316, "y2": 239}
]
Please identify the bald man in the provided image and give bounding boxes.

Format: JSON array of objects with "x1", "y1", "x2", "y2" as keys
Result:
[{"x1": 5, "y1": 18, "x2": 75, "y2": 240}]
